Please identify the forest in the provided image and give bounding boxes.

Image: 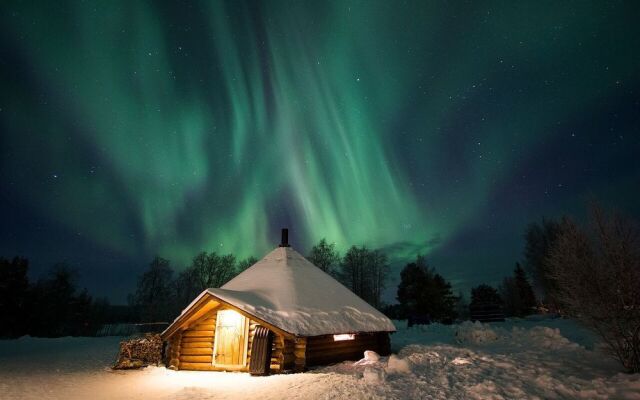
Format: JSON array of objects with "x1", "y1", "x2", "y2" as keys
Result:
[{"x1": 1, "y1": 206, "x2": 638, "y2": 372}]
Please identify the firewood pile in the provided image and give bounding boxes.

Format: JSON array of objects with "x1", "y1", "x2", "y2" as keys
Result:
[{"x1": 113, "y1": 333, "x2": 163, "y2": 369}]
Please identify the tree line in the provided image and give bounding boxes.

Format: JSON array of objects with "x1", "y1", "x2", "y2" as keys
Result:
[
  {"x1": 0, "y1": 259, "x2": 132, "y2": 338},
  {"x1": 129, "y1": 252, "x2": 258, "y2": 323},
  {"x1": 307, "y1": 239, "x2": 390, "y2": 309},
  {"x1": 385, "y1": 205, "x2": 639, "y2": 373},
  {"x1": 130, "y1": 241, "x2": 392, "y2": 323},
  {"x1": 2, "y1": 204, "x2": 637, "y2": 372}
]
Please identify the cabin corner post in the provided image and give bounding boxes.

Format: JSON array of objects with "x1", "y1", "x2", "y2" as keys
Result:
[
  {"x1": 293, "y1": 337, "x2": 307, "y2": 372},
  {"x1": 168, "y1": 331, "x2": 182, "y2": 370},
  {"x1": 271, "y1": 334, "x2": 285, "y2": 373}
]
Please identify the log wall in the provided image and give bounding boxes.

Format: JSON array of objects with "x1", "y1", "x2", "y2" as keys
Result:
[
  {"x1": 177, "y1": 310, "x2": 217, "y2": 370},
  {"x1": 167, "y1": 308, "x2": 392, "y2": 373},
  {"x1": 174, "y1": 308, "x2": 266, "y2": 372},
  {"x1": 305, "y1": 332, "x2": 391, "y2": 367}
]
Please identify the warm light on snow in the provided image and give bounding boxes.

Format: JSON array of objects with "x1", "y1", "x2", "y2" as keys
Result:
[
  {"x1": 333, "y1": 334, "x2": 355, "y2": 341},
  {"x1": 1, "y1": 318, "x2": 639, "y2": 399}
]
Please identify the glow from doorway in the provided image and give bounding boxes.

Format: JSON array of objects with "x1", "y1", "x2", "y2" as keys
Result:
[{"x1": 218, "y1": 309, "x2": 244, "y2": 326}]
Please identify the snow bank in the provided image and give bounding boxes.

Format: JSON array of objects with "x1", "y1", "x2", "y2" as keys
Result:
[
  {"x1": 455, "y1": 321, "x2": 499, "y2": 344},
  {"x1": 386, "y1": 354, "x2": 411, "y2": 374},
  {"x1": 2, "y1": 318, "x2": 639, "y2": 399},
  {"x1": 354, "y1": 350, "x2": 381, "y2": 366},
  {"x1": 363, "y1": 367, "x2": 386, "y2": 384},
  {"x1": 512, "y1": 325, "x2": 581, "y2": 350}
]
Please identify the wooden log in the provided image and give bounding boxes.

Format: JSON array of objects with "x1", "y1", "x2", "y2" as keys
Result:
[
  {"x1": 193, "y1": 322, "x2": 215, "y2": 328},
  {"x1": 307, "y1": 346, "x2": 365, "y2": 359},
  {"x1": 181, "y1": 347, "x2": 213, "y2": 356},
  {"x1": 180, "y1": 363, "x2": 248, "y2": 372},
  {"x1": 181, "y1": 336, "x2": 214, "y2": 343},
  {"x1": 307, "y1": 341, "x2": 379, "y2": 355},
  {"x1": 182, "y1": 331, "x2": 214, "y2": 338},
  {"x1": 181, "y1": 342, "x2": 213, "y2": 349},
  {"x1": 172, "y1": 332, "x2": 183, "y2": 369},
  {"x1": 283, "y1": 353, "x2": 295, "y2": 365},
  {"x1": 294, "y1": 337, "x2": 306, "y2": 372},
  {"x1": 179, "y1": 363, "x2": 217, "y2": 371},
  {"x1": 179, "y1": 355, "x2": 212, "y2": 363},
  {"x1": 307, "y1": 340, "x2": 378, "y2": 353}
]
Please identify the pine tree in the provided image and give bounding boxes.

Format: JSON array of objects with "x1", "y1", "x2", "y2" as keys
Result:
[
  {"x1": 397, "y1": 256, "x2": 457, "y2": 321},
  {"x1": 524, "y1": 219, "x2": 561, "y2": 309},
  {"x1": 0, "y1": 257, "x2": 29, "y2": 337},
  {"x1": 470, "y1": 284, "x2": 502, "y2": 306},
  {"x1": 499, "y1": 263, "x2": 537, "y2": 317},
  {"x1": 514, "y1": 263, "x2": 536, "y2": 314}
]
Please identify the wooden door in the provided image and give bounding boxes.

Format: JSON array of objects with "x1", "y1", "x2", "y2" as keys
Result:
[{"x1": 213, "y1": 309, "x2": 247, "y2": 366}]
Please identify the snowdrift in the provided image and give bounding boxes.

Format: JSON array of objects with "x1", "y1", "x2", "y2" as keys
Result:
[{"x1": 1, "y1": 318, "x2": 639, "y2": 399}]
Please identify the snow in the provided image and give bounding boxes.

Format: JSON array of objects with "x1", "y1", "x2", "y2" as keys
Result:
[
  {"x1": 455, "y1": 321, "x2": 499, "y2": 344},
  {"x1": 353, "y1": 350, "x2": 381, "y2": 366},
  {"x1": 166, "y1": 246, "x2": 396, "y2": 337},
  {"x1": 2, "y1": 317, "x2": 640, "y2": 399}
]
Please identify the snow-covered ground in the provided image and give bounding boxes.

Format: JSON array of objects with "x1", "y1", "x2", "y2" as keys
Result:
[{"x1": 1, "y1": 318, "x2": 639, "y2": 399}]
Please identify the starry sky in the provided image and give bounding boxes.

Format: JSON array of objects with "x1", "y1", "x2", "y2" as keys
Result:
[{"x1": 1, "y1": 1, "x2": 639, "y2": 303}]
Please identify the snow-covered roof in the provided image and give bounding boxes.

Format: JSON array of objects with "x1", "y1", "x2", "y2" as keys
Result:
[{"x1": 172, "y1": 246, "x2": 396, "y2": 337}]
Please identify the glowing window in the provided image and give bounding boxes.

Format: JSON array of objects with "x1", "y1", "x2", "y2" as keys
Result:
[{"x1": 333, "y1": 334, "x2": 355, "y2": 341}]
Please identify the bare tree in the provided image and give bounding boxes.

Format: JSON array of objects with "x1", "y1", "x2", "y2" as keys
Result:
[
  {"x1": 130, "y1": 257, "x2": 174, "y2": 323},
  {"x1": 340, "y1": 245, "x2": 369, "y2": 301},
  {"x1": 308, "y1": 238, "x2": 340, "y2": 277},
  {"x1": 546, "y1": 207, "x2": 640, "y2": 373},
  {"x1": 368, "y1": 249, "x2": 389, "y2": 309},
  {"x1": 339, "y1": 245, "x2": 389, "y2": 308},
  {"x1": 191, "y1": 252, "x2": 237, "y2": 289},
  {"x1": 173, "y1": 267, "x2": 200, "y2": 312},
  {"x1": 237, "y1": 256, "x2": 258, "y2": 273}
]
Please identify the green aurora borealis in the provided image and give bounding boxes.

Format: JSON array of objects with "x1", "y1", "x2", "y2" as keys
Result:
[{"x1": 1, "y1": 1, "x2": 639, "y2": 301}]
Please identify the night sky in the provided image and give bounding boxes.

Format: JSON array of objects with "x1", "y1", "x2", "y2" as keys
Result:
[{"x1": 1, "y1": 1, "x2": 639, "y2": 303}]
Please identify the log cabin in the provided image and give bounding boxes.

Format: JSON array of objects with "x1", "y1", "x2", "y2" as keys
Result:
[{"x1": 160, "y1": 229, "x2": 395, "y2": 374}]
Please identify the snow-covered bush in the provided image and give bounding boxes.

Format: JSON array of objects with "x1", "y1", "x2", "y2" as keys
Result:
[
  {"x1": 455, "y1": 321, "x2": 498, "y2": 344},
  {"x1": 513, "y1": 326, "x2": 579, "y2": 350},
  {"x1": 354, "y1": 350, "x2": 381, "y2": 366},
  {"x1": 386, "y1": 354, "x2": 411, "y2": 374},
  {"x1": 363, "y1": 366, "x2": 386, "y2": 384}
]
